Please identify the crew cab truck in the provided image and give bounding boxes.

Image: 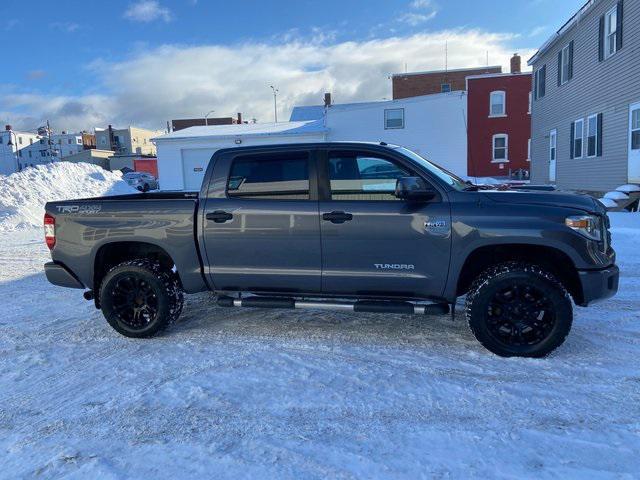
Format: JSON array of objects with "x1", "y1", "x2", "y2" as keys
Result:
[{"x1": 43, "y1": 143, "x2": 619, "y2": 357}]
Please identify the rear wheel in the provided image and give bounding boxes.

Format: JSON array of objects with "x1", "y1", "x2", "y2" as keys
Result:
[
  {"x1": 99, "y1": 259, "x2": 183, "y2": 338},
  {"x1": 465, "y1": 262, "x2": 573, "y2": 358}
]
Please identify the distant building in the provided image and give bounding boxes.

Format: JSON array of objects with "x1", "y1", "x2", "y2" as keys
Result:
[
  {"x1": 154, "y1": 121, "x2": 328, "y2": 190},
  {"x1": 466, "y1": 55, "x2": 532, "y2": 179},
  {"x1": 392, "y1": 66, "x2": 502, "y2": 99},
  {"x1": 0, "y1": 125, "x2": 41, "y2": 175},
  {"x1": 95, "y1": 126, "x2": 164, "y2": 156},
  {"x1": 172, "y1": 113, "x2": 244, "y2": 131},
  {"x1": 64, "y1": 149, "x2": 115, "y2": 170},
  {"x1": 528, "y1": 0, "x2": 639, "y2": 192},
  {"x1": 16, "y1": 137, "x2": 56, "y2": 170},
  {"x1": 51, "y1": 132, "x2": 96, "y2": 158}
]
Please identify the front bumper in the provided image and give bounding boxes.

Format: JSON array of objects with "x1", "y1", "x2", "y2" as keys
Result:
[
  {"x1": 577, "y1": 264, "x2": 619, "y2": 306},
  {"x1": 44, "y1": 262, "x2": 85, "y2": 289}
]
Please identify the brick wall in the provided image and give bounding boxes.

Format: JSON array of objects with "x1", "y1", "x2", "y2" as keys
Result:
[{"x1": 392, "y1": 66, "x2": 502, "y2": 99}]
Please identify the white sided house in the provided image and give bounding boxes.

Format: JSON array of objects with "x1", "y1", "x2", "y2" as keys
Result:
[
  {"x1": 154, "y1": 121, "x2": 327, "y2": 190},
  {"x1": 322, "y1": 92, "x2": 468, "y2": 177}
]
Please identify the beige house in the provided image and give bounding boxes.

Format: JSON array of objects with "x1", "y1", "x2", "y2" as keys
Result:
[
  {"x1": 95, "y1": 126, "x2": 164, "y2": 156},
  {"x1": 64, "y1": 149, "x2": 114, "y2": 170}
]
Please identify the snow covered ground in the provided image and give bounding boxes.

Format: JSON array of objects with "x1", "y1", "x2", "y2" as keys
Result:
[{"x1": 0, "y1": 214, "x2": 639, "y2": 479}]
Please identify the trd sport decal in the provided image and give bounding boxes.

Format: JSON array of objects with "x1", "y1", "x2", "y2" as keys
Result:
[{"x1": 56, "y1": 205, "x2": 102, "y2": 215}]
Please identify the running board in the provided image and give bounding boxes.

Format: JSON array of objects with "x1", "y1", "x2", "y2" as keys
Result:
[{"x1": 216, "y1": 296, "x2": 449, "y2": 316}]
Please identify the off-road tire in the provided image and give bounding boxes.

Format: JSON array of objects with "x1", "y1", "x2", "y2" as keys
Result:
[
  {"x1": 99, "y1": 259, "x2": 184, "y2": 338},
  {"x1": 465, "y1": 262, "x2": 573, "y2": 358}
]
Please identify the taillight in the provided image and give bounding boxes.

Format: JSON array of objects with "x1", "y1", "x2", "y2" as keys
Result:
[{"x1": 44, "y1": 213, "x2": 56, "y2": 250}]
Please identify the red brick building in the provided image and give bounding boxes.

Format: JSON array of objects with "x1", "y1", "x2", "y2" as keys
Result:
[
  {"x1": 392, "y1": 66, "x2": 502, "y2": 99},
  {"x1": 466, "y1": 56, "x2": 532, "y2": 178}
]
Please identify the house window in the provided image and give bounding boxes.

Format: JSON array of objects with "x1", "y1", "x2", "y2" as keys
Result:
[
  {"x1": 550, "y1": 130, "x2": 557, "y2": 161},
  {"x1": 489, "y1": 91, "x2": 506, "y2": 117},
  {"x1": 534, "y1": 65, "x2": 546, "y2": 99},
  {"x1": 441, "y1": 83, "x2": 451, "y2": 93},
  {"x1": 605, "y1": 6, "x2": 618, "y2": 59},
  {"x1": 29, "y1": 150, "x2": 32, "y2": 158},
  {"x1": 29, "y1": 138, "x2": 33, "y2": 145},
  {"x1": 527, "y1": 139, "x2": 531, "y2": 161},
  {"x1": 492, "y1": 134, "x2": 509, "y2": 162},
  {"x1": 587, "y1": 114, "x2": 599, "y2": 157},
  {"x1": 384, "y1": 108, "x2": 404, "y2": 129},
  {"x1": 573, "y1": 119, "x2": 584, "y2": 159},
  {"x1": 560, "y1": 44, "x2": 571, "y2": 84},
  {"x1": 632, "y1": 109, "x2": 640, "y2": 150}
]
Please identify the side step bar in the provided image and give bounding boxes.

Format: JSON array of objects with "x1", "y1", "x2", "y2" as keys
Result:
[{"x1": 217, "y1": 296, "x2": 449, "y2": 316}]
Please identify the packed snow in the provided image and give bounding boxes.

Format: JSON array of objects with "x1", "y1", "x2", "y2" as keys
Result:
[
  {"x1": 0, "y1": 162, "x2": 136, "y2": 231},
  {"x1": 0, "y1": 213, "x2": 638, "y2": 478}
]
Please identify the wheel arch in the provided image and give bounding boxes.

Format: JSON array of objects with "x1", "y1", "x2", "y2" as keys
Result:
[
  {"x1": 93, "y1": 241, "x2": 178, "y2": 294},
  {"x1": 453, "y1": 243, "x2": 583, "y2": 305}
]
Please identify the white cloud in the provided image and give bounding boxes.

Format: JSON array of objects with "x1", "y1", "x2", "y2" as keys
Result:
[
  {"x1": 398, "y1": 11, "x2": 438, "y2": 26},
  {"x1": 1, "y1": 30, "x2": 536, "y2": 132},
  {"x1": 124, "y1": 1, "x2": 172, "y2": 23},
  {"x1": 399, "y1": 0, "x2": 438, "y2": 26},
  {"x1": 528, "y1": 25, "x2": 548, "y2": 37},
  {"x1": 49, "y1": 22, "x2": 80, "y2": 32}
]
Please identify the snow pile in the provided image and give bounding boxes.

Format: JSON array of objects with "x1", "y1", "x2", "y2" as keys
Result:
[{"x1": 0, "y1": 162, "x2": 137, "y2": 231}]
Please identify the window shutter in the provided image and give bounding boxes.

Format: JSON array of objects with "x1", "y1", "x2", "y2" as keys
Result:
[
  {"x1": 540, "y1": 65, "x2": 546, "y2": 97},
  {"x1": 598, "y1": 15, "x2": 605, "y2": 62},
  {"x1": 557, "y1": 51, "x2": 562, "y2": 86},
  {"x1": 568, "y1": 41, "x2": 574, "y2": 80},
  {"x1": 570, "y1": 122, "x2": 575, "y2": 159},
  {"x1": 617, "y1": 1, "x2": 624, "y2": 51},
  {"x1": 597, "y1": 113, "x2": 603, "y2": 157}
]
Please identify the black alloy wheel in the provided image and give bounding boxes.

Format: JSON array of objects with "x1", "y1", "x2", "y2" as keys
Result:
[
  {"x1": 465, "y1": 262, "x2": 573, "y2": 358},
  {"x1": 486, "y1": 284, "x2": 556, "y2": 347}
]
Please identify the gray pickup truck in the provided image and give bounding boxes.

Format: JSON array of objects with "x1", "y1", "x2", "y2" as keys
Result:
[{"x1": 44, "y1": 142, "x2": 619, "y2": 357}]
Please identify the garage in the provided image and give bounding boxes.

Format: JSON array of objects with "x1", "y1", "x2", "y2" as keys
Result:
[{"x1": 153, "y1": 121, "x2": 327, "y2": 191}]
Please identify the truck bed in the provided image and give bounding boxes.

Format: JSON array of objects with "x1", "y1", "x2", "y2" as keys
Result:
[{"x1": 45, "y1": 192, "x2": 207, "y2": 294}]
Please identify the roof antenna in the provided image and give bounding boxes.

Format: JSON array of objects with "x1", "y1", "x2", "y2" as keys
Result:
[{"x1": 445, "y1": 40, "x2": 448, "y2": 72}]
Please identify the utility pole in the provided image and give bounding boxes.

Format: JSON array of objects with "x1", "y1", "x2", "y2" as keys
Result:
[
  {"x1": 46, "y1": 120, "x2": 55, "y2": 161},
  {"x1": 204, "y1": 110, "x2": 215, "y2": 126},
  {"x1": 270, "y1": 85, "x2": 279, "y2": 123}
]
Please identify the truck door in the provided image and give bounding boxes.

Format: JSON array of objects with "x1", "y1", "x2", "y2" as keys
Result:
[
  {"x1": 318, "y1": 149, "x2": 451, "y2": 298},
  {"x1": 201, "y1": 149, "x2": 322, "y2": 293}
]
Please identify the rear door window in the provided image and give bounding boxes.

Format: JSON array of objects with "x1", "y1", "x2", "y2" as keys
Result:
[{"x1": 227, "y1": 152, "x2": 310, "y2": 200}]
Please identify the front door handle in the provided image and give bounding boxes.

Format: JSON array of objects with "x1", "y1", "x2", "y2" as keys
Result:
[
  {"x1": 206, "y1": 210, "x2": 233, "y2": 223},
  {"x1": 322, "y1": 211, "x2": 353, "y2": 224}
]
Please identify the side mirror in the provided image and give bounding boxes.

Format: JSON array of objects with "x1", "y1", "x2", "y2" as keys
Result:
[{"x1": 395, "y1": 177, "x2": 437, "y2": 202}]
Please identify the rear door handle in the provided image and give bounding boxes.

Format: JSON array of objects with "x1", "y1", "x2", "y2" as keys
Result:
[
  {"x1": 322, "y1": 211, "x2": 353, "y2": 224},
  {"x1": 206, "y1": 210, "x2": 233, "y2": 223}
]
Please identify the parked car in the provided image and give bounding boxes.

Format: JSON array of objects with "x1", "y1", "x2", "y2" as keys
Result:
[
  {"x1": 123, "y1": 172, "x2": 158, "y2": 192},
  {"x1": 43, "y1": 142, "x2": 619, "y2": 358}
]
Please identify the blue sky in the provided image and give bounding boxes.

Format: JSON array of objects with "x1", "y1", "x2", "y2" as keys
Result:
[{"x1": 1, "y1": 0, "x2": 584, "y2": 132}]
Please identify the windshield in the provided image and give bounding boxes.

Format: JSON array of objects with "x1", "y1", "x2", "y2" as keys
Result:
[{"x1": 393, "y1": 146, "x2": 469, "y2": 191}]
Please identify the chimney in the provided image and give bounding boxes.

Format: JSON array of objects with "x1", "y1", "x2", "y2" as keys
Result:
[
  {"x1": 510, "y1": 53, "x2": 521, "y2": 74},
  {"x1": 324, "y1": 92, "x2": 332, "y2": 107},
  {"x1": 237, "y1": 112, "x2": 242, "y2": 124},
  {"x1": 5, "y1": 125, "x2": 11, "y2": 131}
]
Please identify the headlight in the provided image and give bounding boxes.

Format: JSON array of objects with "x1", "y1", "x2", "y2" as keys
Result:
[{"x1": 565, "y1": 215, "x2": 602, "y2": 241}]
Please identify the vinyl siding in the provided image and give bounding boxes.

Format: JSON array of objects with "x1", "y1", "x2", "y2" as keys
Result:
[{"x1": 530, "y1": 0, "x2": 640, "y2": 192}]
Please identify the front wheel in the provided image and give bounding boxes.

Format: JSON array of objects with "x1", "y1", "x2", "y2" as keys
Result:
[
  {"x1": 465, "y1": 262, "x2": 573, "y2": 358},
  {"x1": 99, "y1": 259, "x2": 184, "y2": 338}
]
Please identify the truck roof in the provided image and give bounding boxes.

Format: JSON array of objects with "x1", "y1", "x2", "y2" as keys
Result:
[{"x1": 213, "y1": 141, "x2": 401, "y2": 157}]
